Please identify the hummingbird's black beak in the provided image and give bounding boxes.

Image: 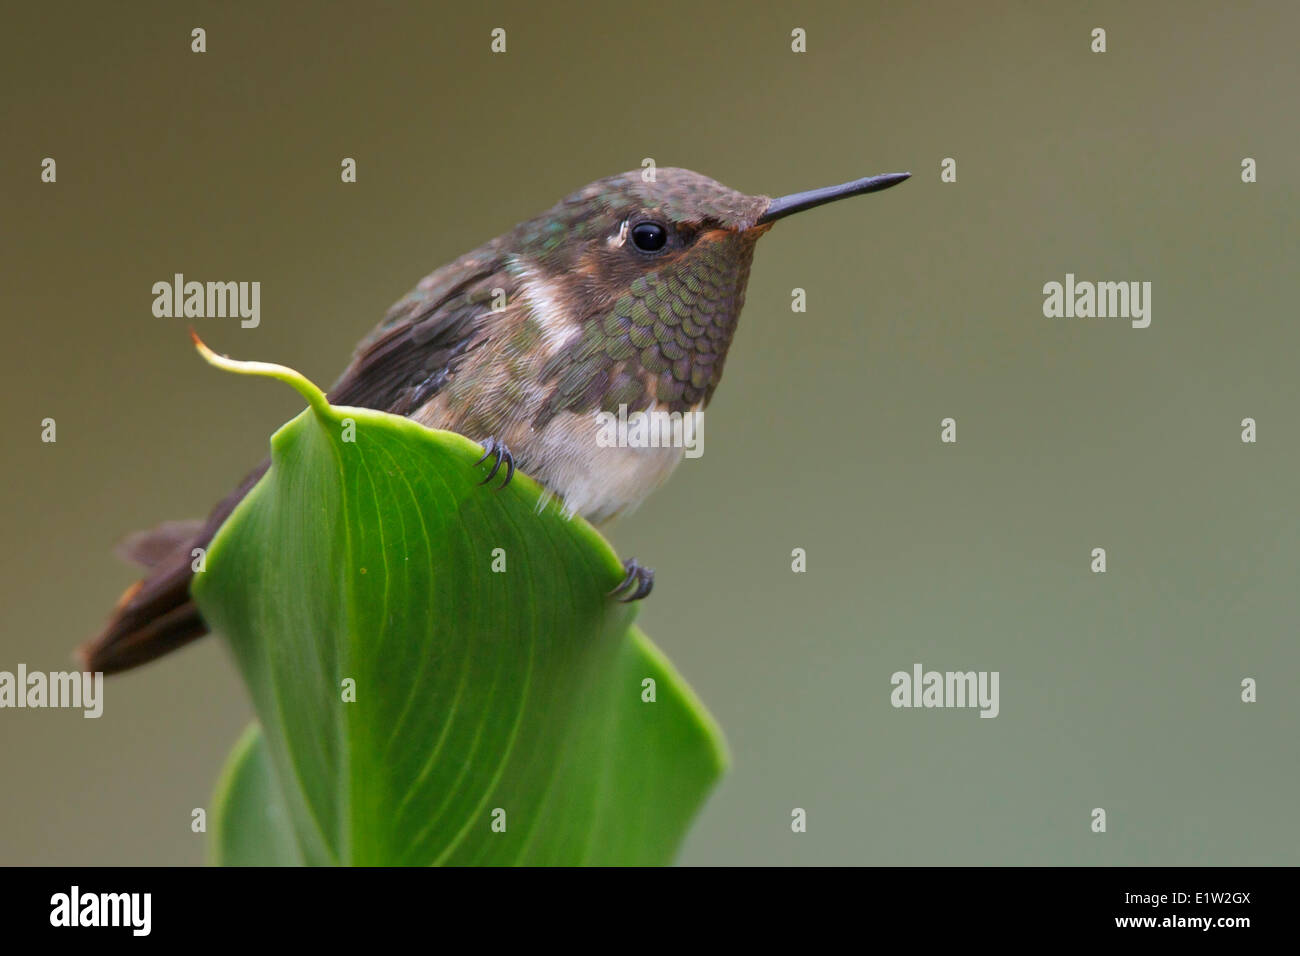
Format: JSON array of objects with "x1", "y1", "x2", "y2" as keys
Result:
[{"x1": 756, "y1": 171, "x2": 911, "y2": 225}]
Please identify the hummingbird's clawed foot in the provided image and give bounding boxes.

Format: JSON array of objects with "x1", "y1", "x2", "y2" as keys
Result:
[
  {"x1": 608, "y1": 558, "x2": 654, "y2": 603},
  {"x1": 475, "y1": 437, "x2": 516, "y2": 489}
]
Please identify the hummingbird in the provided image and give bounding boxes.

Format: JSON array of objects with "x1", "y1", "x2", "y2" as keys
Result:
[{"x1": 82, "y1": 166, "x2": 909, "y2": 674}]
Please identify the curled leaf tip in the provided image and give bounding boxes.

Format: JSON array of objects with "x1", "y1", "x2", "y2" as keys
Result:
[{"x1": 190, "y1": 331, "x2": 331, "y2": 417}]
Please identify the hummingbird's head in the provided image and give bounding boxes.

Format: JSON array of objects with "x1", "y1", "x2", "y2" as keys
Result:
[
  {"x1": 512, "y1": 167, "x2": 909, "y2": 417},
  {"x1": 512, "y1": 167, "x2": 771, "y2": 297}
]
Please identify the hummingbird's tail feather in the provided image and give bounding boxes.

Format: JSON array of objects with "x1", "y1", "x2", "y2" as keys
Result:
[
  {"x1": 80, "y1": 560, "x2": 207, "y2": 674},
  {"x1": 114, "y1": 518, "x2": 206, "y2": 570},
  {"x1": 79, "y1": 461, "x2": 269, "y2": 675}
]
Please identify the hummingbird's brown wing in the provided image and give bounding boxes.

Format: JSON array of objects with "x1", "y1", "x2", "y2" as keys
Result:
[
  {"x1": 81, "y1": 246, "x2": 515, "y2": 674},
  {"x1": 328, "y1": 244, "x2": 511, "y2": 414}
]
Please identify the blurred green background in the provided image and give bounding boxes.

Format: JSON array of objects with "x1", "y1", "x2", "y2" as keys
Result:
[{"x1": 2, "y1": 0, "x2": 1297, "y2": 865}]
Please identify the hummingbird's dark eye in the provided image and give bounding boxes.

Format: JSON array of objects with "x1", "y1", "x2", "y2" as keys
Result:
[{"x1": 630, "y1": 221, "x2": 668, "y2": 253}]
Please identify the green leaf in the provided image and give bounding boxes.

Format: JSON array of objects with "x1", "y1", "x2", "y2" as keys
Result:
[
  {"x1": 210, "y1": 724, "x2": 301, "y2": 866},
  {"x1": 192, "y1": 342, "x2": 726, "y2": 865}
]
